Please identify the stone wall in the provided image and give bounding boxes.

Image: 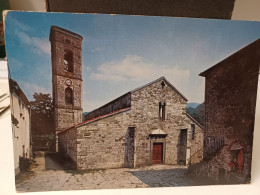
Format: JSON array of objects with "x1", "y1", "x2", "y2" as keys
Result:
[
  {"x1": 72, "y1": 78, "x2": 203, "y2": 170},
  {"x1": 58, "y1": 127, "x2": 78, "y2": 164},
  {"x1": 198, "y1": 39, "x2": 260, "y2": 182},
  {"x1": 55, "y1": 108, "x2": 82, "y2": 132},
  {"x1": 54, "y1": 76, "x2": 82, "y2": 109},
  {"x1": 188, "y1": 144, "x2": 252, "y2": 184},
  {"x1": 186, "y1": 115, "x2": 204, "y2": 164},
  {"x1": 50, "y1": 26, "x2": 83, "y2": 135},
  {"x1": 130, "y1": 79, "x2": 203, "y2": 167},
  {"x1": 50, "y1": 26, "x2": 83, "y2": 80},
  {"x1": 76, "y1": 109, "x2": 132, "y2": 169}
]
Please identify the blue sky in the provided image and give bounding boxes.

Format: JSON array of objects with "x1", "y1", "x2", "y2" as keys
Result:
[{"x1": 4, "y1": 11, "x2": 260, "y2": 112}]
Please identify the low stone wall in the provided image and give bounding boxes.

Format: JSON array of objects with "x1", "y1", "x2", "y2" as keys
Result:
[
  {"x1": 77, "y1": 110, "x2": 132, "y2": 170},
  {"x1": 188, "y1": 144, "x2": 251, "y2": 184},
  {"x1": 58, "y1": 127, "x2": 78, "y2": 165}
]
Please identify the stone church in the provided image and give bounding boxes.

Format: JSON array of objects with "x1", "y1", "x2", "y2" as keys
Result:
[{"x1": 50, "y1": 26, "x2": 203, "y2": 170}]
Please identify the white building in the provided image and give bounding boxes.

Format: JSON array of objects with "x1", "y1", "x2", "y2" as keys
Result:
[{"x1": 9, "y1": 79, "x2": 32, "y2": 175}]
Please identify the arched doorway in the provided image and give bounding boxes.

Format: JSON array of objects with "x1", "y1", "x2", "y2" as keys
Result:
[{"x1": 227, "y1": 140, "x2": 247, "y2": 173}]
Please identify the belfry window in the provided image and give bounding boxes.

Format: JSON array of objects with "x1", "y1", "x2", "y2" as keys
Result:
[
  {"x1": 159, "y1": 102, "x2": 166, "y2": 120},
  {"x1": 64, "y1": 49, "x2": 73, "y2": 72},
  {"x1": 65, "y1": 39, "x2": 71, "y2": 45},
  {"x1": 65, "y1": 87, "x2": 73, "y2": 105}
]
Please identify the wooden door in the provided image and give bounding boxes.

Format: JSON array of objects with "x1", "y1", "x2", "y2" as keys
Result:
[{"x1": 152, "y1": 143, "x2": 163, "y2": 164}]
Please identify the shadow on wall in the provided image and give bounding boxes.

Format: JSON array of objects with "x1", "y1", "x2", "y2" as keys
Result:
[
  {"x1": 187, "y1": 160, "x2": 251, "y2": 186},
  {"x1": 177, "y1": 129, "x2": 188, "y2": 165},
  {"x1": 124, "y1": 127, "x2": 135, "y2": 168},
  {"x1": 129, "y1": 168, "x2": 189, "y2": 187}
]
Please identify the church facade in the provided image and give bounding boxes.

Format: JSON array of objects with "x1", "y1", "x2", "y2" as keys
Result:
[{"x1": 50, "y1": 26, "x2": 204, "y2": 170}]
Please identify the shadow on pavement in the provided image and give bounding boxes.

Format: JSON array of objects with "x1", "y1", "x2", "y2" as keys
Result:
[
  {"x1": 45, "y1": 152, "x2": 76, "y2": 170},
  {"x1": 129, "y1": 168, "x2": 189, "y2": 187}
]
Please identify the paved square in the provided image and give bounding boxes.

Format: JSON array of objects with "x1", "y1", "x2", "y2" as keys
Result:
[{"x1": 16, "y1": 164, "x2": 190, "y2": 192}]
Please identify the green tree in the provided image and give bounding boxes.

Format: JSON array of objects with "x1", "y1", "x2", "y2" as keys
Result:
[
  {"x1": 187, "y1": 102, "x2": 205, "y2": 127},
  {"x1": 30, "y1": 93, "x2": 55, "y2": 151}
]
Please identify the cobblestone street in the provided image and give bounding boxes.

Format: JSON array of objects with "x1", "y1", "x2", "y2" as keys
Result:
[{"x1": 16, "y1": 161, "x2": 190, "y2": 192}]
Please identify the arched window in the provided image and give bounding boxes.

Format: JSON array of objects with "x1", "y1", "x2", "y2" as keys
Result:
[
  {"x1": 190, "y1": 124, "x2": 195, "y2": 140},
  {"x1": 162, "y1": 102, "x2": 166, "y2": 120},
  {"x1": 65, "y1": 39, "x2": 71, "y2": 45},
  {"x1": 159, "y1": 102, "x2": 162, "y2": 117},
  {"x1": 65, "y1": 87, "x2": 73, "y2": 105},
  {"x1": 64, "y1": 49, "x2": 73, "y2": 72},
  {"x1": 159, "y1": 102, "x2": 166, "y2": 120}
]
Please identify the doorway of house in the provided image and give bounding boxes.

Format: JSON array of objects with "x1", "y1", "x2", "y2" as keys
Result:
[
  {"x1": 230, "y1": 149, "x2": 244, "y2": 173},
  {"x1": 152, "y1": 143, "x2": 163, "y2": 164},
  {"x1": 228, "y1": 140, "x2": 247, "y2": 174},
  {"x1": 177, "y1": 129, "x2": 187, "y2": 165}
]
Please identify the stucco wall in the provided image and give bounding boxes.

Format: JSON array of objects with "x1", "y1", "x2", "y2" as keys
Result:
[{"x1": 11, "y1": 93, "x2": 31, "y2": 175}]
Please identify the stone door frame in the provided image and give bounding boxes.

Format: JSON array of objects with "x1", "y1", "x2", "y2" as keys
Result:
[{"x1": 150, "y1": 136, "x2": 167, "y2": 165}]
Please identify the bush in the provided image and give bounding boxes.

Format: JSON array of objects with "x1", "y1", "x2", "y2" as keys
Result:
[{"x1": 19, "y1": 157, "x2": 30, "y2": 172}]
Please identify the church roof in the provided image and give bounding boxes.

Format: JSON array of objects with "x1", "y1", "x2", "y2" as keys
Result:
[
  {"x1": 131, "y1": 76, "x2": 188, "y2": 101},
  {"x1": 186, "y1": 113, "x2": 204, "y2": 129},
  {"x1": 62, "y1": 76, "x2": 190, "y2": 134},
  {"x1": 9, "y1": 79, "x2": 30, "y2": 106},
  {"x1": 84, "y1": 76, "x2": 187, "y2": 122}
]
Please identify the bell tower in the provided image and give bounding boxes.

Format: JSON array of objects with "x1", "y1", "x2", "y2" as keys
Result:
[{"x1": 49, "y1": 26, "x2": 83, "y2": 135}]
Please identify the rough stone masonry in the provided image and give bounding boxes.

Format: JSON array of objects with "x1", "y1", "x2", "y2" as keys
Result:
[
  {"x1": 58, "y1": 77, "x2": 204, "y2": 170},
  {"x1": 50, "y1": 26, "x2": 204, "y2": 170}
]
